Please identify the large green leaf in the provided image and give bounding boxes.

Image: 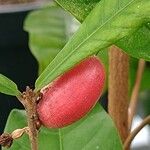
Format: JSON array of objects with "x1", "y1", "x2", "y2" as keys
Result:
[
  {"x1": 35, "y1": 0, "x2": 150, "y2": 91},
  {"x1": 56, "y1": 0, "x2": 150, "y2": 61},
  {"x1": 0, "y1": 74, "x2": 20, "y2": 96},
  {"x1": 24, "y1": 6, "x2": 70, "y2": 74},
  {"x1": 3, "y1": 104, "x2": 123, "y2": 150}
]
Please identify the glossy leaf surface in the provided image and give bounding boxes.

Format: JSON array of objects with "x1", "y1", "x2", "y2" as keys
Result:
[{"x1": 56, "y1": 0, "x2": 150, "y2": 61}]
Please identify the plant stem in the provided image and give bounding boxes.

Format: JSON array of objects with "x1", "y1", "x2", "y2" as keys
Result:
[
  {"x1": 124, "y1": 115, "x2": 150, "y2": 150},
  {"x1": 108, "y1": 45, "x2": 129, "y2": 142},
  {"x1": 22, "y1": 87, "x2": 39, "y2": 150},
  {"x1": 128, "y1": 59, "x2": 145, "y2": 130}
]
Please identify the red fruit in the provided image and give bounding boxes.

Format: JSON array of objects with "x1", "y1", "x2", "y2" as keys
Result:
[{"x1": 37, "y1": 56, "x2": 105, "y2": 128}]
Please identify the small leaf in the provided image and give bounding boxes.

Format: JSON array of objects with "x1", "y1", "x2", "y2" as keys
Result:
[
  {"x1": 0, "y1": 74, "x2": 20, "y2": 96},
  {"x1": 3, "y1": 104, "x2": 123, "y2": 150},
  {"x1": 35, "y1": 0, "x2": 150, "y2": 91}
]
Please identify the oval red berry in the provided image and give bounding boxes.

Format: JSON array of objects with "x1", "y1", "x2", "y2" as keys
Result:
[{"x1": 37, "y1": 56, "x2": 105, "y2": 128}]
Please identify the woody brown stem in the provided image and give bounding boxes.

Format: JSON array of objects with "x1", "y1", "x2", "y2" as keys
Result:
[
  {"x1": 22, "y1": 87, "x2": 39, "y2": 150},
  {"x1": 128, "y1": 59, "x2": 145, "y2": 130},
  {"x1": 108, "y1": 45, "x2": 129, "y2": 142}
]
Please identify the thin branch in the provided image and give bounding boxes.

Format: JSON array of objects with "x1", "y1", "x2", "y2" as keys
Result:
[
  {"x1": 128, "y1": 59, "x2": 145, "y2": 130},
  {"x1": 124, "y1": 115, "x2": 150, "y2": 150}
]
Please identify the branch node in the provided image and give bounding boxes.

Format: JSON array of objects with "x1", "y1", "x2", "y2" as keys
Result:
[{"x1": 0, "y1": 133, "x2": 13, "y2": 148}]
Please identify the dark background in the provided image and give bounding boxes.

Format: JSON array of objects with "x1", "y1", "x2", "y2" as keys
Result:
[{"x1": 0, "y1": 11, "x2": 38, "y2": 135}]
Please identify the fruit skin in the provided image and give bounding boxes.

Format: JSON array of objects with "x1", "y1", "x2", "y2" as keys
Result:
[{"x1": 37, "y1": 56, "x2": 105, "y2": 128}]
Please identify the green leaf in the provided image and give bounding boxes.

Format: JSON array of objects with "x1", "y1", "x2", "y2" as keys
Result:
[
  {"x1": 35, "y1": 0, "x2": 150, "y2": 91},
  {"x1": 116, "y1": 24, "x2": 150, "y2": 61},
  {"x1": 0, "y1": 74, "x2": 20, "y2": 96},
  {"x1": 3, "y1": 104, "x2": 123, "y2": 150},
  {"x1": 56, "y1": 0, "x2": 150, "y2": 61},
  {"x1": 24, "y1": 6, "x2": 70, "y2": 74}
]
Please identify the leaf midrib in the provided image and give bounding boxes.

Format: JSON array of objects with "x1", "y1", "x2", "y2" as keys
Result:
[
  {"x1": 36, "y1": 0, "x2": 136, "y2": 90},
  {"x1": 59, "y1": 129, "x2": 63, "y2": 150}
]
